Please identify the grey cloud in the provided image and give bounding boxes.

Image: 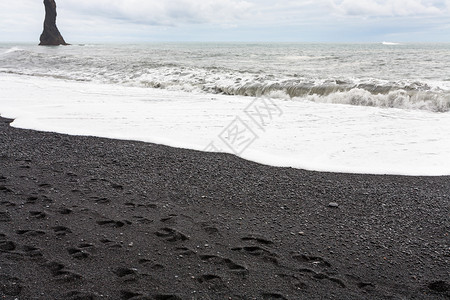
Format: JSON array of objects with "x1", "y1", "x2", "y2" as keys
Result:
[
  {"x1": 62, "y1": 0, "x2": 255, "y2": 26},
  {"x1": 331, "y1": 0, "x2": 448, "y2": 17}
]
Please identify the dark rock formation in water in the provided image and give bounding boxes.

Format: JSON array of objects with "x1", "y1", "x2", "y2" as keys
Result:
[{"x1": 39, "y1": 0, "x2": 69, "y2": 46}]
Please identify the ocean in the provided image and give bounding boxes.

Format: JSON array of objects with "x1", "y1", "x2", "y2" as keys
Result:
[{"x1": 1, "y1": 42, "x2": 449, "y2": 175}]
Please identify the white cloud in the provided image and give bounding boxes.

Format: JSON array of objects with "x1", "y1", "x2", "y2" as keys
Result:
[{"x1": 331, "y1": 0, "x2": 447, "y2": 17}]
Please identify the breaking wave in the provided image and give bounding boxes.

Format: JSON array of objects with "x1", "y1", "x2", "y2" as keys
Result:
[
  {"x1": 210, "y1": 81, "x2": 450, "y2": 112},
  {"x1": 304, "y1": 88, "x2": 450, "y2": 112},
  {"x1": 1, "y1": 47, "x2": 24, "y2": 55},
  {"x1": 1, "y1": 44, "x2": 449, "y2": 113}
]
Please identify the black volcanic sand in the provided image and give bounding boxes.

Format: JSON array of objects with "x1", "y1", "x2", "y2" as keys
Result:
[{"x1": 0, "y1": 116, "x2": 449, "y2": 300}]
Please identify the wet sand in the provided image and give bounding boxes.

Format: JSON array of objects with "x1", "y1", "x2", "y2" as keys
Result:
[{"x1": 0, "y1": 116, "x2": 448, "y2": 299}]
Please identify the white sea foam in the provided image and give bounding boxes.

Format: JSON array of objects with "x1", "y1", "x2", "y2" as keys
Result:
[
  {"x1": 302, "y1": 88, "x2": 450, "y2": 112},
  {"x1": 1, "y1": 47, "x2": 23, "y2": 55},
  {"x1": 2, "y1": 43, "x2": 449, "y2": 112},
  {"x1": 1, "y1": 74, "x2": 450, "y2": 176},
  {"x1": 1, "y1": 43, "x2": 449, "y2": 175}
]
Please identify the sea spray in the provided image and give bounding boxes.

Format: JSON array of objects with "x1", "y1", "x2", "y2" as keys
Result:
[{"x1": 1, "y1": 43, "x2": 449, "y2": 112}]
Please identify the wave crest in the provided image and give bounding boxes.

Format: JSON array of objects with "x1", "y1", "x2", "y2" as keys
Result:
[
  {"x1": 2, "y1": 45, "x2": 449, "y2": 112},
  {"x1": 303, "y1": 88, "x2": 450, "y2": 112},
  {"x1": 1, "y1": 47, "x2": 24, "y2": 55},
  {"x1": 211, "y1": 81, "x2": 449, "y2": 112}
]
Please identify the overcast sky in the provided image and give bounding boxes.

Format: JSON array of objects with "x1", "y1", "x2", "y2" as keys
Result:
[{"x1": 0, "y1": 0, "x2": 449, "y2": 43}]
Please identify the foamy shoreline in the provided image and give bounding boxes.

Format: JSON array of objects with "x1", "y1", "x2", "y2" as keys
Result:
[{"x1": 1, "y1": 74, "x2": 450, "y2": 176}]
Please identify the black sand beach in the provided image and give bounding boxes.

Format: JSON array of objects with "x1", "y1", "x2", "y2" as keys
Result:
[{"x1": 0, "y1": 116, "x2": 448, "y2": 299}]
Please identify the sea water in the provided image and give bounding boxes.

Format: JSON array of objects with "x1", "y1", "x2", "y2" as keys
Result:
[{"x1": 0, "y1": 43, "x2": 449, "y2": 175}]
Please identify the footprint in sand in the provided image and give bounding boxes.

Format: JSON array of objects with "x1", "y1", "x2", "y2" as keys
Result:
[
  {"x1": 261, "y1": 292, "x2": 288, "y2": 300},
  {"x1": 111, "y1": 183, "x2": 124, "y2": 190},
  {"x1": 200, "y1": 222, "x2": 220, "y2": 235},
  {"x1": 232, "y1": 245, "x2": 279, "y2": 265},
  {"x1": 296, "y1": 268, "x2": 346, "y2": 288},
  {"x1": 16, "y1": 229, "x2": 46, "y2": 237},
  {"x1": 26, "y1": 195, "x2": 53, "y2": 205},
  {"x1": 113, "y1": 267, "x2": 140, "y2": 283},
  {"x1": 153, "y1": 294, "x2": 182, "y2": 300},
  {"x1": 29, "y1": 210, "x2": 47, "y2": 219},
  {"x1": 59, "y1": 208, "x2": 73, "y2": 215},
  {"x1": 292, "y1": 254, "x2": 331, "y2": 268},
  {"x1": 100, "y1": 238, "x2": 122, "y2": 249},
  {"x1": 22, "y1": 245, "x2": 43, "y2": 257},
  {"x1": 291, "y1": 253, "x2": 347, "y2": 288},
  {"x1": 155, "y1": 227, "x2": 189, "y2": 242},
  {"x1": 199, "y1": 254, "x2": 248, "y2": 275},
  {"x1": 97, "y1": 219, "x2": 131, "y2": 228},
  {"x1": 277, "y1": 273, "x2": 309, "y2": 290},
  {"x1": 0, "y1": 239, "x2": 16, "y2": 251},
  {"x1": 44, "y1": 261, "x2": 83, "y2": 283},
  {"x1": 26, "y1": 196, "x2": 39, "y2": 204},
  {"x1": 0, "y1": 233, "x2": 11, "y2": 251},
  {"x1": 64, "y1": 290, "x2": 100, "y2": 300},
  {"x1": 120, "y1": 290, "x2": 182, "y2": 300},
  {"x1": 120, "y1": 290, "x2": 143, "y2": 300},
  {"x1": 0, "y1": 275, "x2": 23, "y2": 297},
  {"x1": 160, "y1": 214, "x2": 178, "y2": 223},
  {"x1": 138, "y1": 259, "x2": 165, "y2": 271},
  {"x1": 67, "y1": 247, "x2": 90, "y2": 259},
  {"x1": 0, "y1": 200, "x2": 16, "y2": 207},
  {"x1": 196, "y1": 274, "x2": 223, "y2": 284},
  {"x1": 52, "y1": 226, "x2": 72, "y2": 236},
  {"x1": 313, "y1": 273, "x2": 346, "y2": 288},
  {"x1": 0, "y1": 185, "x2": 13, "y2": 194},
  {"x1": 428, "y1": 280, "x2": 449, "y2": 296},
  {"x1": 133, "y1": 216, "x2": 154, "y2": 224},
  {"x1": 120, "y1": 290, "x2": 153, "y2": 300},
  {"x1": 38, "y1": 183, "x2": 51, "y2": 188},
  {"x1": 0, "y1": 211, "x2": 12, "y2": 222},
  {"x1": 90, "y1": 196, "x2": 110, "y2": 204},
  {"x1": 175, "y1": 247, "x2": 196, "y2": 256},
  {"x1": 241, "y1": 235, "x2": 274, "y2": 245}
]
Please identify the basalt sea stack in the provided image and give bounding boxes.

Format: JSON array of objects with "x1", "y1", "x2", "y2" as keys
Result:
[{"x1": 39, "y1": 0, "x2": 69, "y2": 46}]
